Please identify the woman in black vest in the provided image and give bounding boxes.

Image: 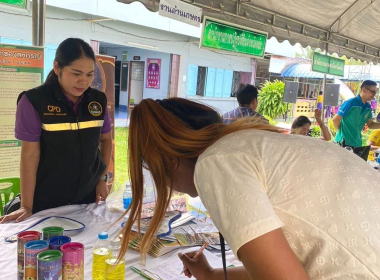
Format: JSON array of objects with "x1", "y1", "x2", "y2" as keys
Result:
[{"x1": 0, "y1": 38, "x2": 112, "y2": 223}]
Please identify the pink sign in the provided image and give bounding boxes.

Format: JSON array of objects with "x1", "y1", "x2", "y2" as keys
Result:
[{"x1": 146, "y1": 59, "x2": 161, "y2": 89}]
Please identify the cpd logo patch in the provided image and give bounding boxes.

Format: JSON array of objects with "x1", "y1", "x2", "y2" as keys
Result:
[
  {"x1": 47, "y1": 105, "x2": 61, "y2": 113},
  {"x1": 88, "y1": 101, "x2": 102, "y2": 116}
]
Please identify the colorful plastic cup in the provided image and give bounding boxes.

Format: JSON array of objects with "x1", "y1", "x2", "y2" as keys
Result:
[
  {"x1": 42, "y1": 226, "x2": 64, "y2": 241},
  {"x1": 61, "y1": 242, "x2": 85, "y2": 280},
  {"x1": 37, "y1": 250, "x2": 63, "y2": 280},
  {"x1": 48, "y1": 236, "x2": 71, "y2": 250},
  {"x1": 24, "y1": 240, "x2": 49, "y2": 280},
  {"x1": 17, "y1": 231, "x2": 41, "y2": 280}
]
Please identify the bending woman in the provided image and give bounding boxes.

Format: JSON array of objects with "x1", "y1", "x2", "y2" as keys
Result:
[
  {"x1": 291, "y1": 109, "x2": 331, "y2": 141},
  {"x1": 120, "y1": 98, "x2": 380, "y2": 280},
  {"x1": 0, "y1": 38, "x2": 112, "y2": 223}
]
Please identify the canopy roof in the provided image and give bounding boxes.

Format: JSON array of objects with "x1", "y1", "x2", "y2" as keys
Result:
[{"x1": 117, "y1": 0, "x2": 380, "y2": 63}]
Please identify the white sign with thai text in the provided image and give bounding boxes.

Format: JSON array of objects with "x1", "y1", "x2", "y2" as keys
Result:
[{"x1": 159, "y1": 0, "x2": 202, "y2": 27}]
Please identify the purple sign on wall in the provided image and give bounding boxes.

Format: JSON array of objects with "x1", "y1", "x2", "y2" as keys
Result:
[{"x1": 146, "y1": 59, "x2": 161, "y2": 89}]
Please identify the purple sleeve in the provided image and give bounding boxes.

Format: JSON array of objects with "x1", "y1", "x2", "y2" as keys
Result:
[
  {"x1": 101, "y1": 104, "x2": 112, "y2": 134},
  {"x1": 14, "y1": 94, "x2": 42, "y2": 142}
]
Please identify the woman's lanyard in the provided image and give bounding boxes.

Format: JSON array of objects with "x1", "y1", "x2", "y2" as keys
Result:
[{"x1": 219, "y1": 232, "x2": 228, "y2": 280}]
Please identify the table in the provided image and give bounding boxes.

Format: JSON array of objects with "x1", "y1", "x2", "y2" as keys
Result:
[{"x1": 0, "y1": 203, "x2": 240, "y2": 279}]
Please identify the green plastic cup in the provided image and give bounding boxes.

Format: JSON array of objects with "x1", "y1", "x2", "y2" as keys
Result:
[{"x1": 42, "y1": 226, "x2": 64, "y2": 241}]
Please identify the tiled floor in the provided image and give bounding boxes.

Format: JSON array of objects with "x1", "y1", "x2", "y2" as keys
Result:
[{"x1": 114, "y1": 105, "x2": 129, "y2": 127}]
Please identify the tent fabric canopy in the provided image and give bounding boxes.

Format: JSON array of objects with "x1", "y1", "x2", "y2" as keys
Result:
[{"x1": 117, "y1": 0, "x2": 380, "y2": 63}]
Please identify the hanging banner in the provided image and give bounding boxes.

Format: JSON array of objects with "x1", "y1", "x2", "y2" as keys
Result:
[
  {"x1": 146, "y1": 59, "x2": 161, "y2": 89},
  {"x1": 312, "y1": 52, "x2": 345, "y2": 77},
  {"x1": 0, "y1": 0, "x2": 28, "y2": 10},
  {"x1": 200, "y1": 17, "x2": 267, "y2": 58},
  {"x1": 159, "y1": 0, "x2": 202, "y2": 27},
  {"x1": 0, "y1": 44, "x2": 44, "y2": 214},
  {"x1": 92, "y1": 55, "x2": 116, "y2": 190}
]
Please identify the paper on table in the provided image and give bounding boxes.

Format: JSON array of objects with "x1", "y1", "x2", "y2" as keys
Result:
[{"x1": 132, "y1": 247, "x2": 231, "y2": 280}]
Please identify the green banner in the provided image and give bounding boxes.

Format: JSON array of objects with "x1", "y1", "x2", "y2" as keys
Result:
[
  {"x1": 201, "y1": 17, "x2": 267, "y2": 57},
  {"x1": 0, "y1": 0, "x2": 27, "y2": 8},
  {"x1": 312, "y1": 52, "x2": 345, "y2": 77}
]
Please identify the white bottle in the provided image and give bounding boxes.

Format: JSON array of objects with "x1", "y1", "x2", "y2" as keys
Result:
[
  {"x1": 105, "y1": 238, "x2": 125, "y2": 280},
  {"x1": 92, "y1": 232, "x2": 111, "y2": 280}
]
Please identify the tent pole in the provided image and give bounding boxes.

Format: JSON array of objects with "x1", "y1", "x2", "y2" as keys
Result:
[{"x1": 321, "y1": 41, "x2": 329, "y2": 123}]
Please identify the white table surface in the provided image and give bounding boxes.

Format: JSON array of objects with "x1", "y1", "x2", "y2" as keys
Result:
[{"x1": 0, "y1": 203, "x2": 240, "y2": 279}]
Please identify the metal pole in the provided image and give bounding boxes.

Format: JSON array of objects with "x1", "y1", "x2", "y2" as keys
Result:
[
  {"x1": 321, "y1": 42, "x2": 329, "y2": 123},
  {"x1": 32, "y1": 0, "x2": 39, "y2": 46},
  {"x1": 38, "y1": 0, "x2": 46, "y2": 46}
]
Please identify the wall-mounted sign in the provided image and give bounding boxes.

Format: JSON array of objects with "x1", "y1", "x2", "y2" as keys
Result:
[
  {"x1": 133, "y1": 56, "x2": 141, "y2": 61},
  {"x1": 146, "y1": 59, "x2": 161, "y2": 89},
  {"x1": 200, "y1": 17, "x2": 267, "y2": 58},
  {"x1": 0, "y1": 0, "x2": 28, "y2": 10},
  {"x1": 159, "y1": 0, "x2": 202, "y2": 27},
  {"x1": 312, "y1": 52, "x2": 345, "y2": 77}
]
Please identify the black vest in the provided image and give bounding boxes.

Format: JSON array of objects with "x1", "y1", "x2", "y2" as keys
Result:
[{"x1": 17, "y1": 76, "x2": 107, "y2": 212}]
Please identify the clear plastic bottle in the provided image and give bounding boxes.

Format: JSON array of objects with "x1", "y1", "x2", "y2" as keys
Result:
[
  {"x1": 92, "y1": 232, "x2": 110, "y2": 280},
  {"x1": 123, "y1": 183, "x2": 132, "y2": 210},
  {"x1": 105, "y1": 238, "x2": 125, "y2": 280}
]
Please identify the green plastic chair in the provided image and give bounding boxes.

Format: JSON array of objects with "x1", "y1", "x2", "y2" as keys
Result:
[{"x1": 0, "y1": 177, "x2": 20, "y2": 216}]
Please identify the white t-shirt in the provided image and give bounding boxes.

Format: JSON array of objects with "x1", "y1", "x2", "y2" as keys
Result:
[{"x1": 194, "y1": 129, "x2": 380, "y2": 280}]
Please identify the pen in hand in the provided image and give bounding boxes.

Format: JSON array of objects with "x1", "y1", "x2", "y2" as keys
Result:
[{"x1": 180, "y1": 242, "x2": 209, "y2": 275}]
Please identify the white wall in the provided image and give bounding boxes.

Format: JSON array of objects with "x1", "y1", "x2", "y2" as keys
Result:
[{"x1": 102, "y1": 46, "x2": 171, "y2": 106}]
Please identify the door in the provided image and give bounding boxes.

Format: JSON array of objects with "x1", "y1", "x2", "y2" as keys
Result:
[
  {"x1": 115, "y1": 61, "x2": 121, "y2": 108},
  {"x1": 128, "y1": 61, "x2": 145, "y2": 107}
]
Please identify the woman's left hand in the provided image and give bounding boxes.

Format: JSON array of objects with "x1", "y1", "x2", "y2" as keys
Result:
[
  {"x1": 314, "y1": 109, "x2": 323, "y2": 125},
  {"x1": 95, "y1": 180, "x2": 109, "y2": 204}
]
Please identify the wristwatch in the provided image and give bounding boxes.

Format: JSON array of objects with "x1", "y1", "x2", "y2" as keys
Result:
[{"x1": 100, "y1": 175, "x2": 109, "y2": 182}]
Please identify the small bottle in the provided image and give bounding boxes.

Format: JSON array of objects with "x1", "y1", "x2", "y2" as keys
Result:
[
  {"x1": 105, "y1": 238, "x2": 125, "y2": 280},
  {"x1": 123, "y1": 183, "x2": 132, "y2": 210},
  {"x1": 92, "y1": 232, "x2": 110, "y2": 280}
]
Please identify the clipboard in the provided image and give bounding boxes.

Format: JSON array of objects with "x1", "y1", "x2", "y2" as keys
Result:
[{"x1": 4, "y1": 216, "x2": 85, "y2": 242}]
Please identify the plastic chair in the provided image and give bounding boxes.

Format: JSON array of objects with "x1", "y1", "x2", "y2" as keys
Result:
[{"x1": 0, "y1": 177, "x2": 20, "y2": 216}]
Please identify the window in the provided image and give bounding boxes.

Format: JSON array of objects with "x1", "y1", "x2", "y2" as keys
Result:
[{"x1": 187, "y1": 65, "x2": 234, "y2": 98}]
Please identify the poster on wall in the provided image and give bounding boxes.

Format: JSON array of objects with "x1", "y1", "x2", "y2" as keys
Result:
[
  {"x1": 0, "y1": 44, "x2": 44, "y2": 214},
  {"x1": 146, "y1": 59, "x2": 161, "y2": 89},
  {"x1": 92, "y1": 55, "x2": 116, "y2": 190}
]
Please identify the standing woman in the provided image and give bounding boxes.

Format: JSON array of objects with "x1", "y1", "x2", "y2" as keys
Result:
[
  {"x1": 119, "y1": 98, "x2": 380, "y2": 280},
  {"x1": 0, "y1": 38, "x2": 112, "y2": 223}
]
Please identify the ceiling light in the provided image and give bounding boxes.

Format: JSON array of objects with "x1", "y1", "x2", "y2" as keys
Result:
[{"x1": 126, "y1": 42, "x2": 159, "y2": 50}]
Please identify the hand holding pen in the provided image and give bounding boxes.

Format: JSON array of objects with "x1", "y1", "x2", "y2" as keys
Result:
[{"x1": 178, "y1": 242, "x2": 209, "y2": 277}]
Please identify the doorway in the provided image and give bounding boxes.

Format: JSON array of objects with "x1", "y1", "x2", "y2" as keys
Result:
[{"x1": 128, "y1": 61, "x2": 145, "y2": 110}]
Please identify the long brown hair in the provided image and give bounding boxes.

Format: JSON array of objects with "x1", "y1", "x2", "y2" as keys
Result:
[{"x1": 118, "y1": 98, "x2": 279, "y2": 261}]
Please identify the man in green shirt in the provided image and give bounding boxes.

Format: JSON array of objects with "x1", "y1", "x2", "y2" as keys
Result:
[{"x1": 333, "y1": 80, "x2": 380, "y2": 147}]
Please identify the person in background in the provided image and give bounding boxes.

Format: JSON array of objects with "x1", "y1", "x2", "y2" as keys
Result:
[
  {"x1": 366, "y1": 129, "x2": 380, "y2": 161},
  {"x1": 291, "y1": 109, "x2": 331, "y2": 141},
  {"x1": 368, "y1": 129, "x2": 380, "y2": 150},
  {"x1": 333, "y1": 80, "x2": 380, "y2": 147},
  {"x1": 0, "y1": 38, "x2": 112, "y2": 223},
  {"x1": 222, "y1": 84, "x2": 268, "y2": 124},
  {"x1": 118, "y1": 97, "x2": 380, "y2": 280}
]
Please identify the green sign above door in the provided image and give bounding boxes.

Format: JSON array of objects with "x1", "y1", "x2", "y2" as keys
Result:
[
  {"x1": 200, "y1": 17, "x2": 267, "y2": 58},
  {"x1": 0, "y1": 0, "x2": 27, "y2": 9},
  {"x1": 312, "y1": 52, "x2": 345, "y2": 77}
]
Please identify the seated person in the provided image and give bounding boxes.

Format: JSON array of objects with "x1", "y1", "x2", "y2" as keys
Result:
[
  {"x1": 222, "y1": 84, "x2": 268, "y2": 124},
  {"x1": 367, "y1": 129, "x2": 380, "y2": 150},
  {"x1": 291, "y1": 109, "x2": 331, "y2": 141}
]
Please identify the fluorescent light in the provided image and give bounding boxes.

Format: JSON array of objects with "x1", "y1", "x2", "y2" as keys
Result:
[
  {"x1": 126, "y1": 42, "x2": 159, "y2": 50},
  {"x1": 86, "y1": 18, "x2": 115, "y2": 22}
]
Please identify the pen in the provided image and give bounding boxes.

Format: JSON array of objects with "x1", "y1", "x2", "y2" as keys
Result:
[{"x1": 180, "y1": 242, "x2": 209, "y2": 275}]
